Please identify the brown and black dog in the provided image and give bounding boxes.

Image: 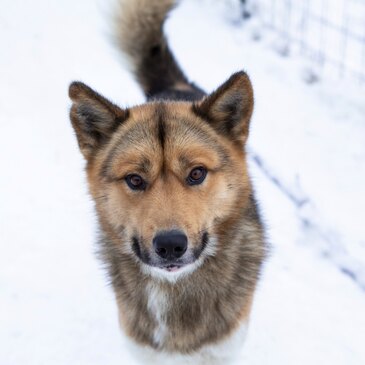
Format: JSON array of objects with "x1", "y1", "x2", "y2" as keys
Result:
[{"x1": 69, "y1": 0, "x2": 267, "y2": 364}]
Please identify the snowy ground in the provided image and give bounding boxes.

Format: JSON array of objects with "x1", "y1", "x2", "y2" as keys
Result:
[{"x1": 1, "y1": 0, "x2": 365, "y2": 364}]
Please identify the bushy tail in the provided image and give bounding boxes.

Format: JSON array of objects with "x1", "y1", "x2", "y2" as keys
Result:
[{"x1": 115, "y1": 0, "x2": 204, "y2": 100}]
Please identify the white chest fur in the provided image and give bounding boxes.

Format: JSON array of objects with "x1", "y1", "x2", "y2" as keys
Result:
[
  {"x1": 125, "y1": 301, "x2": 249, "y2": 365},
  {"x1": 146, "y1": 282, "x2": 169, "y2": 347}
]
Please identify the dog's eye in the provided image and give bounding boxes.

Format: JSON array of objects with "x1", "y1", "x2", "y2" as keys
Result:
[
  {"x1": 125, "y1": 174, "x2": 146, "y2": 190},
  {"x1": 187, "y1": 167, "x2": 207, "y2": 186}
]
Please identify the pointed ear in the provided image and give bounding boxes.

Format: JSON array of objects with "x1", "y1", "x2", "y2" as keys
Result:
[
  {"x1": 193, "y1": 71, "x2": 254, "y2": 144},
  {"x1": 68, "y1": 81, "x2": 129, "y2": 159}
]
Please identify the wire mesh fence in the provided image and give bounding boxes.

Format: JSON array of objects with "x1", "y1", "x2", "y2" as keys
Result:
[{"x1": 243, "y1": 0, "x2": 365, "y2": 85}]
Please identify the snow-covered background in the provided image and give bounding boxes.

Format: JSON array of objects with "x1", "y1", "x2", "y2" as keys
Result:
[
  {"x1": 1, "y1": 0, "x2": 364, "y2": 364},
  {"x1": 248, "y1": 0, "x2": 365, "y2": 83}
]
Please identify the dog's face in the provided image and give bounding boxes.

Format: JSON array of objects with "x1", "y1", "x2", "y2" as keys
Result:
[{"x1": 69, "y1": 72, "x2": 254, "y2": 278}]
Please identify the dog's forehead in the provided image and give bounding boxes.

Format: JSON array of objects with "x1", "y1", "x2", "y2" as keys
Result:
[
  {"x1": 101, "y1": 102, "x2": 229, "y2": 179},
  {"x1": 118, "y1": 102, "x2": 220, "y2": 152}
]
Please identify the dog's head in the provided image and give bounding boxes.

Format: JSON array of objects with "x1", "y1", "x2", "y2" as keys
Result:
[{"x1": 69, "y1": 72, "x2": 254, "y2": 280}]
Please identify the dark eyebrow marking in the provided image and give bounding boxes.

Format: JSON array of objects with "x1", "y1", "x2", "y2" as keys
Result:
[
  {"x1": 157, "y1": 105, "x2": 166, "y2": 150},
  {"x1": 138, "y1": 157, "x2": 152, "y2": 174},
  {"x1": 178, "y1": 153, "x2": 227, "y2": 173},
  {"x1": 178, "y1": 155, "x2": 190, "y2": 171},
  {"x1": 99, "y1": 121, "x2": 153, "y2": 180},
  {"x1": 101, "y1": 157, "x2": 152, "y2": 182},
  {"x1": 176, "y1": 135, "x2": 230, "y2": 170},
  {"x1": 158, "y1": 119, "x2": 165, "y2": 149}
]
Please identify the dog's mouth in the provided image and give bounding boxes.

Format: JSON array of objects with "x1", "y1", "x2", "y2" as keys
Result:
[
  {"x1": 153, "y1": 259, "x2": 192, "y2": 273},
  {"x1": 163, "y1": 264, "x2": 183, "y2": 272}
]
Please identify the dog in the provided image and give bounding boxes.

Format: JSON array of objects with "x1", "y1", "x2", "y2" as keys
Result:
[{"x1": 68, "y1": 0, "x2": 267, "y2": 364}]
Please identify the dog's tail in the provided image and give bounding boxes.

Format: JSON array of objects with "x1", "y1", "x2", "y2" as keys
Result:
[{"x1": 115, "y1": 0, "x2": 204, "y2": 100}]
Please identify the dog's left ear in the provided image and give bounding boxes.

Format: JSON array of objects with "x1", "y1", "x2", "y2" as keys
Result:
[{"x1": 193, "y1": 71, "x2": 254, "y2": 145}]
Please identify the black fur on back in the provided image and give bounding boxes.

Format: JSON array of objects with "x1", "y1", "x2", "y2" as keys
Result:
[{"x1": 115, "y1": 0, "x2": 205, "y2": 102}]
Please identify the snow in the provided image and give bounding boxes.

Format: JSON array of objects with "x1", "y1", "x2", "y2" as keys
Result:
[
  {"x1": 249, "y1": 0, "x2": 365, "y2": 81},
  {"x1": 1, "y1": 0, "x2": 364, "y2": 364}
]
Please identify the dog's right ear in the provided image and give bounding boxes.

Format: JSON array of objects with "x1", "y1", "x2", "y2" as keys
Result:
[
  {"x1": 69, "y1": 82, "x2": 128, "y2": 159},
  {"x1": 192, "y1": 71, "x2": 254, "y2": 145}
]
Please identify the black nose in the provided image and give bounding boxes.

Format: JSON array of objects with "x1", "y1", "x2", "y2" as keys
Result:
[{"x1": 153, "y1": 230, "x2": 188, "y2": 260}]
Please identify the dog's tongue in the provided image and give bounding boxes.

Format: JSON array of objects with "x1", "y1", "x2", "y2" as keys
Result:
[{"x1": 166, "y1": 266, "x2": 180, "y2": 272}]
